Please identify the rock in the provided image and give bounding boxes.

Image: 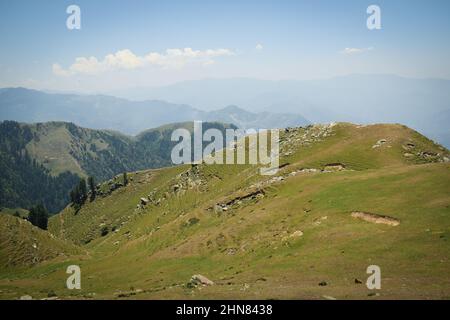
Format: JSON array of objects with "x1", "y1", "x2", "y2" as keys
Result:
[
  {"x1": 20, "y1": 295, "x2": 33, "y2": 300},
  {"x1": 282, "y1": 230, "x2": 303, "y2": 242},
  {"x1": 322, "y1": 295, "x2": 337, "y2": 300},
  {"x1": 422, "y1": 151, "x2": 438, "y2": 157},
  {"x1": 318, "y1": 281, "x2": 328, "y2": 286},
  {"x1": 213, "y1": 205, "x2": 223, "y2": 213},
  {"x1": 190, "y1": 274, "x2": 214, "y2": 286},
  {"x1": 140, "y1": 198, "x2": 149, "y2": 205},
  {"x1": 403, "y1": 153, "x2": 414, "y2": 158},
  {"x1": 323, "y1": 163, "x2": 345, "y2": 171},
  {"x1": 241, "y1": 283, "x2": 250, "y2": 291},
  {"x1": 269, "y1": 176, "x2": 285, "y2": 184},
  {"x1": 372, "y1": 139, "x2": 387, "y2": 149},
  {"x1": 402, "y1": 143, "x2": 415, "y2": 151}
]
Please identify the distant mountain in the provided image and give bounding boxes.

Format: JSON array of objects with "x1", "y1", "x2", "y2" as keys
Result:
[
  {"x1": 204, "y1": 105, "x2": 309, "y2": 130},
  {"x1": 0, "y1": 88, "x2": 310, "y2": 135},
  {"x1": 111, "y1": 75, "x2": 450, "y2": 147},
  {"x1": 0, "y1": 120, "x2": 235, "y2": 213}
]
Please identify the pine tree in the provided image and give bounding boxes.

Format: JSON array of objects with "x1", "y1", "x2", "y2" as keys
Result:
[
  {"x1": 70, "y1": 189, "x2": 76, "y2": 203},
  {"x1": 88, "y1": 176, "x2": 96, "y2": 201},
  {"x1": 78, "y1": 178, "x2": 87, "y2": 202},
  {"x1": 123, "y1": 172, "x2": 128, "y2": 186},
  {"x1": 36, "y1": 203, "x2": 48, "y2": 230},
  {"x1": 28, "y1": 206, "x2": 38, "y2": 226},
  {"x1": 27, "y1": 204, "x2": 48, "y2": 230}
]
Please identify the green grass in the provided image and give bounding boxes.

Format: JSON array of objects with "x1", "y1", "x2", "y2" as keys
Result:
[{"x1": 1, "y1": 123, "x2": 449, "y2": 300}]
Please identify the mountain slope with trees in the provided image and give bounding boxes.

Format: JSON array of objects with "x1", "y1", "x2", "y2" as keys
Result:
[{"x1": 0, "y1": 120, "x2": 236, "y2": 213}]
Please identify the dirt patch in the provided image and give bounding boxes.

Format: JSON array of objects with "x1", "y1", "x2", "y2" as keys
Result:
[{"x1": 351, "y1": 211, "x2": 400, "y2": 226}]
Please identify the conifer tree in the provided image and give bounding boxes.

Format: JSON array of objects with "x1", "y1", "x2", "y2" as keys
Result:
[
  {"x1": 88, "y1": 176, "x2": 96, "y2": 201},
  {"x1": 123, "y1": 172, "x2": 128, "y2": 186}
]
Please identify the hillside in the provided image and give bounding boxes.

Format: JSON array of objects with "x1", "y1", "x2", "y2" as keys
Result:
[
  {"x1": 0, "y1": 121, "x2": 80, "y2": 213},
  {"x1": 0, "y1": 120, "x2": 235, "y2": 213},
  {"x1": 0, "y1": 122, "x2": 448, "y2": 299},
  {"x1": 0, "y1": 215, "x2": 82, "y2": 270},
  {"x1": 0, "y1": 88, "x2": 310, "y2": 134}
]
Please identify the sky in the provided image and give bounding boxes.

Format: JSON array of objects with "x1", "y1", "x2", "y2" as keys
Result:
[{"x1": 1, "y1": 0, "x2": 450, "y2": 92}]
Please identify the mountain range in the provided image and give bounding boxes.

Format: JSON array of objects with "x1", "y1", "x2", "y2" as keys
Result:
[
  {"x1": 0, "y1": 88, "x2": 310, "y2": 135},
  {"x1": 109, "y1": 75, "x2": 450, "y2": 147}
]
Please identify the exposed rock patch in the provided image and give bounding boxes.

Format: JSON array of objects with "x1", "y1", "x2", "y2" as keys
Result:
[
  {"x1": 209, "y1": 189, "x2": 265, "y2": 213},
  {"x1": 351, "y1": 211, "x2": 400, "y2": 226}
]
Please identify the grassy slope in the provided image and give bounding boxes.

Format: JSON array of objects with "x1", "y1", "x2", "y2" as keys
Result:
[
  {"x1": 0, "y1": 123, "x2": 449, "y2": 299},
  {"x1": 0, "y1": 215, "x2": 83, "y2": 271},
  {"x1": 0, "y1": 207, "x2": 29, "y2": 218}
]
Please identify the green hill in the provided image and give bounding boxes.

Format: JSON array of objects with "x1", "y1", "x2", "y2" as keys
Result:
[
  {"x1": 0, "y1": 123, "x2": 449, "y2": 300},
  {"x1": 0, "y1": 215, "x2": 82, "y2": 270}
]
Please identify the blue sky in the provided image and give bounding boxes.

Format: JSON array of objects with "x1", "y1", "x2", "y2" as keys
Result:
[{"x1": 1, "y1": 0, "x2": 449, "y2": 92}]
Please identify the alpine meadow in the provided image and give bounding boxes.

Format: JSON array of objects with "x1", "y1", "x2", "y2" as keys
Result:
[{"x1": 0, "y1": 0, "x2": 449, "y2": 307}]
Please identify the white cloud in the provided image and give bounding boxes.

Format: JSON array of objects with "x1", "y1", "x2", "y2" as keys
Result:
[
  {"x1": 255, "y1": 43, "x2": 263, "y2": 50},
  {"x1": 340, "y1": 47, "x2": 374, "y2": 55},
  {"x1": 53, "y1": 48, "x2": 235, "y2": 76}
]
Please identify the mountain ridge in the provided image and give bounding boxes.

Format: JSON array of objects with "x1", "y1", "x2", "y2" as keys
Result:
[{"x1": 0, "y1": 87, "x2": 310, "y2": 135}]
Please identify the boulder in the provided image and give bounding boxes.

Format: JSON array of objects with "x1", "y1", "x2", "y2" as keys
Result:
[
  {"x1": 372, "y1": 139, "x2": 388, "y2": 149},
  {"x1": 190, "y1": 274, "x2": 214, "y2": 286},
  {"x1": 282, "y1": 230, "x2": 303, "y2": 242},
  {"x1": 323, "y1": 163, "x2": 345, "y2": 171}
]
